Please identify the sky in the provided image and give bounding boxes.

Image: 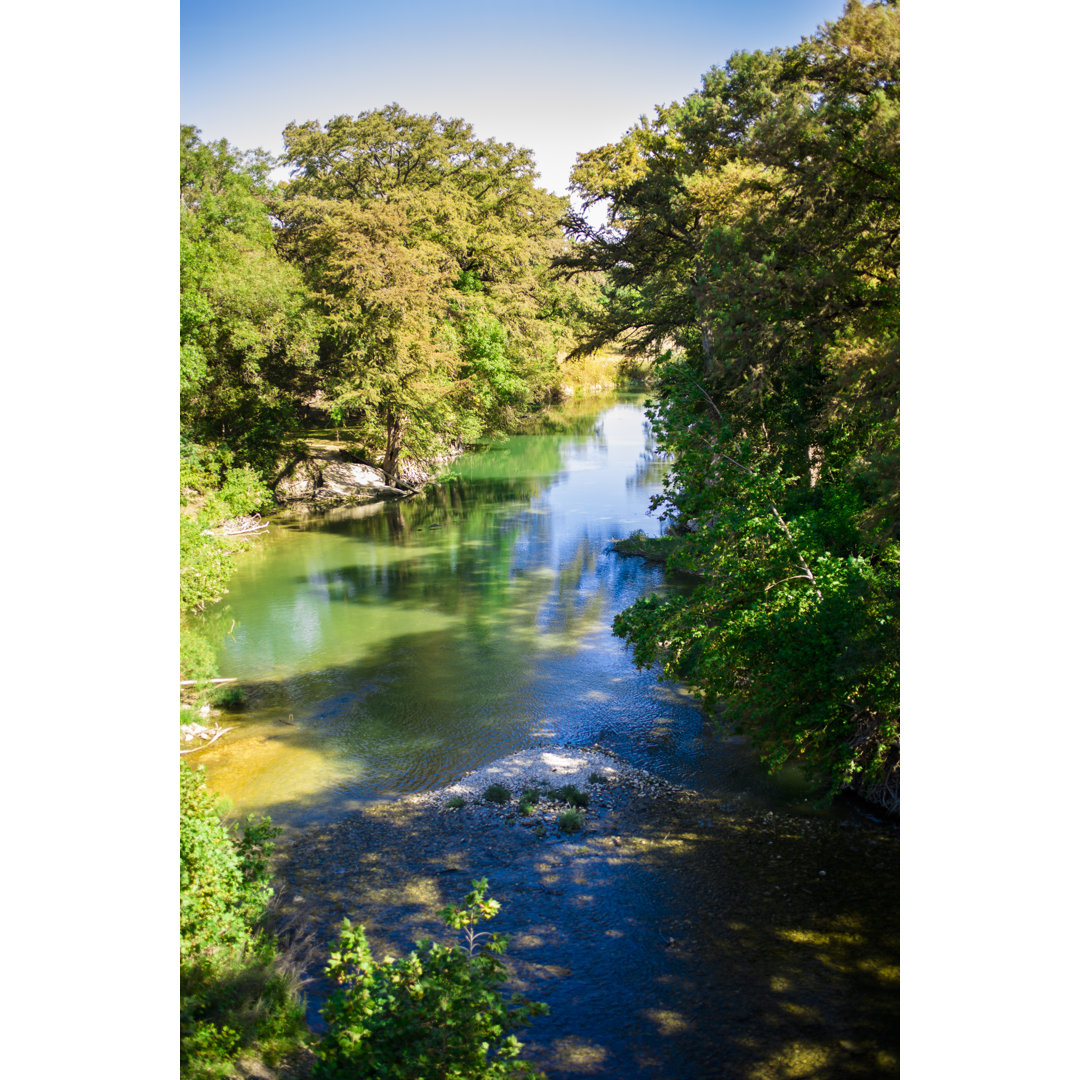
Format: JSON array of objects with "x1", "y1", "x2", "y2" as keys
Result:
[{"x1": 181, "y1": 0, "x2": 843, "y2": 196}]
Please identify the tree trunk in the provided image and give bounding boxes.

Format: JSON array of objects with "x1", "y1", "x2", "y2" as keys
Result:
[{"x1": 381, "y1": 409, "x2": 405, "y2": 486}]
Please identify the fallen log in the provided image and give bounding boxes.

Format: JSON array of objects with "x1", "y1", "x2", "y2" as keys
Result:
[
  {"x1": 180, "y1": 677, "x2": 237, "y2": 686},
  {"x1": 223, "y1": 523, "x2": 269, "y2": 535}
]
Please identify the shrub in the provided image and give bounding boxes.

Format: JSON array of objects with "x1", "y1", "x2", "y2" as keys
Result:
[
  {"x1": 180, "y1": 764, "x2": 305, "y2": 1079},
  {"x1": 483, "y1": 783, "x2": 512, "y2": 805},
  {"x1": 552, "y1": 785, "x2": 589, "y2": 809},
  {"x1": 447, "y1": 795, "x2": 466, "y2": 809},
  {"x1": 180, "y1": 764, "x2": 275, "y2": 962},
  {"x1": 557, "y1": 809, "x2": 584, "y2": 834},
  {"x1": 316, "y1": 879, "x2": 547, "y2": 1079}
]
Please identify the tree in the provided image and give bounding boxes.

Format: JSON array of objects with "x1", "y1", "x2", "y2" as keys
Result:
[
  {"x1": 274, "y1": 106, "x2": 573, "y2": 482},
  {"x1": 567, "y1": 2, "x2": 900, "y2": 807},
  {"x1": 180, "y1": 126, "x2": 322, "y2": 478}
]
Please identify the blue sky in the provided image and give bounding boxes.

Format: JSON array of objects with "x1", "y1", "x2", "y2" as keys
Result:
[{"x1": 182, "y1": 0, "x2": 845, "y2": 195}]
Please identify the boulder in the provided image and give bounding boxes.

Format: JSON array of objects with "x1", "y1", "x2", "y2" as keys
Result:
[
  {"x1": 319, "y1": 461, "x2": 392, "y2": 499},
  {"x1": 274, "y1": 458, "x2": 323, "y2": 502}
]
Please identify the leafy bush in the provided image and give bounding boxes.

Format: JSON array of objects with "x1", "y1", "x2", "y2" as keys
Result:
[
  {"x1": 483, "y1": 783, "x2": 512, "y2": 805},
  {"x1": 180, "y1": 764, "x2": 305, "y2": 1078},
  {"x1": 181, "y1": 625, "x2": 219, "y2": 687},
  {"x1": 316, "y1": 879, "x2": 547, "y2": 1079},
  {"x1": 181, "y1": 450, "x2": 271, "y2": 614},
  {"x1": 180, "y1": 764, "x2": 276, "y2": 962}
]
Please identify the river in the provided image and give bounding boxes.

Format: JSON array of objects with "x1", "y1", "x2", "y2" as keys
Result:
[
  {"x1": 199, "y1": 395, "x2": 812, "y2": 826},
  {"x1": 193, "y1": 395, "x2": 899, "y2": 1078}
]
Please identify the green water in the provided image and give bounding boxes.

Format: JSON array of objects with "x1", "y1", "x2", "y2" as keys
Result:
[{"x1": 197, "y1": 396, "x2": 815, "y2": 825}]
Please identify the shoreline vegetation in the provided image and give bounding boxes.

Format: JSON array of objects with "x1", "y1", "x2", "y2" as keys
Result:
[{"x1": 179, "y1": 4, "x2": 899, "y2": 1076}]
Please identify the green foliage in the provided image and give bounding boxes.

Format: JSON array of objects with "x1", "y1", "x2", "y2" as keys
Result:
[
  {"x1": 181, "y1": 625, "x2": 219, "y2": 686},
  {"x1": 556, "y1": 809, "x2": 583, "y2": 834},
  {"x1": 316, "y1": 879, "x2": 547, "y2": 1079},
  {"x1": 459, "y1": 313, "x2": 530, "y2": 430},
  {"x1": 569, "y1": 2, "x2": 900, "y2": 805},
  {"x1": 180, "y1": 126, "x2": 322, "y2": 479},
  {"x1": 611, "y1": 531, "x2": 683, "y2": 564},
  {"x1": 552, "y1": 785, "x2": 589, "y2": 808},
  {"x1": 615, "y1": 354, "x2": 656, "y2": 386},
  {"x1": 180, "y1": 447, "x2": 270, "y2": 614},
  {"x1": 180, "y1": 764, "x2": 279, "y2": 964},
  {"x1": 447, "y1": 795, "x2": 467, "y2": 809},
  {"x1": 518, "y1": 787, "x2": 541, "y2": 815},
  {"x1": 180, "y1": 765, "x2": 305, "y2": 1079},
  {"x1": 482, "y1": 783, "x2": 512, "y2": 805},
  {"x1": 274, "y1": 105, "x2": 580, "y2": 481}
]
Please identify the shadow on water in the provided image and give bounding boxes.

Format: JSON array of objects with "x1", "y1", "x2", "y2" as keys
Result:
[{"x1": 269, "y1": 791, "x2": 899, "y2": 1080}]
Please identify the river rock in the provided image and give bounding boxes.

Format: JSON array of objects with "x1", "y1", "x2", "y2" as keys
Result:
[
  {"x1": 274, "y1": 458, "x2": 323, "y2": 501},
  {"x1": 318, "y1": 461, "x2": 393, "y2": 499}
]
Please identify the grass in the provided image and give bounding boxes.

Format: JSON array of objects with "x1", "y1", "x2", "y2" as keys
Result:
[
  {"x1": 557, "y1": 809, "x2": 584, "y2": 834},
  {"x1": 482, "y1": 784, "x2": 512, "y2": 805},
  {"x1": 611, "y1": 530, "x2": 684, "y2": 564},
  {"x1": 446, "y1": 796, "x2": 466, "y2": 809},
  {"x1": 552, "y1": 785, "x2": 589, "y2": 809},
  {"x1": 588, "y1": 772, "x2": 608, "y2": 785}
]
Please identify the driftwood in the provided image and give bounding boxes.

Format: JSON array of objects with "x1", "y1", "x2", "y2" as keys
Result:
[
  {"x1": 223, "y1": 513, "x2": 269, "y2": 536},
  {"x1": 180, "y1": 677, "x2": 237, "y2": 687},
  {"x1": 180, "y1": 727, "x2": 233, "y2": 754}
]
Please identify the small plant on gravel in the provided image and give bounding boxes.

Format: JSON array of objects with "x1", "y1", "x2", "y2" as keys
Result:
[
  {"x1": 316, "y1": 879, "x2": 547, "y2": 1079},
  {"x1": 447, "y1": 796, "x2": 466, "y2": 809},
  {"x1": 588, "y1": 772, "x2": 608, "y2": 785},
  {"x1": 553, "y1": 785, "x2": 589, "y2": 808},
  {"x1": 518, "y1": 797, "x2": 537, "y2": 815},
  {"x1": 483, "y1": 783, "x2": 511, "y2": 805},
  {"x1": 557, "y1": 809, "x2": 584, "y2": 834}
]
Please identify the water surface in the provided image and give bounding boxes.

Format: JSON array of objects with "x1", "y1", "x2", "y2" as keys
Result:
[{"x1": 199, "y1": 397, "x2": 786, "y2": 826}]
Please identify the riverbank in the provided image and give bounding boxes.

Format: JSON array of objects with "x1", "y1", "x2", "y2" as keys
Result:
[{"x1": 267, "y1": 747, "x2": 899, "y2": 1080}]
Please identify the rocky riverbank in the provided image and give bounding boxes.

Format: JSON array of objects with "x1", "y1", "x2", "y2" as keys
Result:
[{"x1": 271, "y1": 439, "x2": 463, "y2": 509}]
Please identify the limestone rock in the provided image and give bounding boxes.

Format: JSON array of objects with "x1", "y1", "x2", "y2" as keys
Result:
[
  {"x1": 274, "y1": 458, "x2": 323, "y2": 502},
  {"x1": 319, "y1": 461, "x2": 392, "y2": 498}
]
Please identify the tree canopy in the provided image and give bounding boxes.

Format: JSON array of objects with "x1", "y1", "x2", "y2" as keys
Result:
[
  {"x1": 273, "y1": 106, "x2": 577, "y2": 482},
  {"x1": 563, "y1": 0, "x2": 900, "y2": 805},
  {"x1": 180, "y1": 126, "x2": 322, "y2": 475}
]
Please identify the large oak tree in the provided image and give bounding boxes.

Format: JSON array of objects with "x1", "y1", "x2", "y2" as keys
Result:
[{"x1": 274, "y1": 106, "x2": 574, "y2": 483}]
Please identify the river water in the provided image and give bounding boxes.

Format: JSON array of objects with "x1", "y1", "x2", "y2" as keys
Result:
[
  {"x1": 194, "y1": 395, "x2": 899, "y2": 1078},
  {"x1": 200, "y1": 396, "x2": 806, "y2": 826}
]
